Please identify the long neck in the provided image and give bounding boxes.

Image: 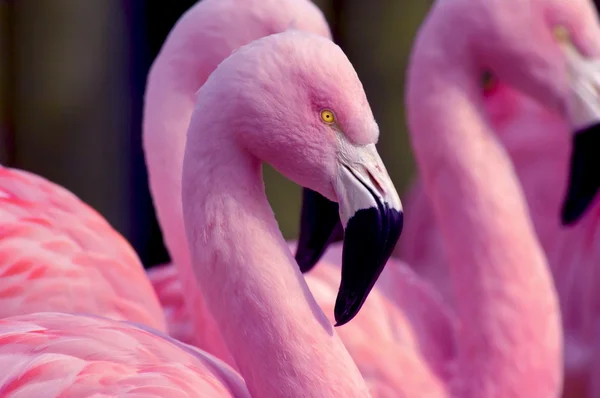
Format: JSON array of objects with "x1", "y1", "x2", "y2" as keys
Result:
[
  {"x1": 142, "y1": 17, "x2": 235, "y2": 366},
  {"x1": 182, "y1": 120, "x2": 370, "y2": 397},
  {"x1": 406, "y1": 18, "x2": 562, "y2": 397}
]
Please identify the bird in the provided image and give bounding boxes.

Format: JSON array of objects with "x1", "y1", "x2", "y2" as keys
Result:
[
  {"x1": 396, "y1": 0, "x2": 600, "y2": 396},
  {"x1": 1, "y1": 32, "x2": 399, "y2": 398},
  {"x1": 142, "y1": 0, "x2": 332, "y2": 366},
  {"x1": 180, "y1": 30, "x2": 402, "y2": 397},
  {"x1": 0, "y1": 165, "x2": 167, "y2": 331},
  {"x1": 0, "y1": 312, "x2": 250, "y2": 397},
  {"x1": 402, "y1": 0, "x2": 569, "y2": 392}
]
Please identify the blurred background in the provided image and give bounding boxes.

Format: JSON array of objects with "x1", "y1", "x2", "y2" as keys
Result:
[{"x1": 0, "y1": 0, "x2": 432, "y2": 267}]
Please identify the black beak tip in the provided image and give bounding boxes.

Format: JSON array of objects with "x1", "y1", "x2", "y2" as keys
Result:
[
  {"x1": 333, "y1": 204, "x2": 403, "y2": 327},
  {"x1": 333, "y1": 290, "x2": 361, "y2": 327}
]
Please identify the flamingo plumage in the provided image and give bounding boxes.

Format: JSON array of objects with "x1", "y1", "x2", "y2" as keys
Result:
[
  {"x1": 149, "y1": 243, "x2": 457, "y2": 396},
  {"x1": 0, "y1": 312, "x2": 249, "y2": 397},
  {"x1": 0, "y1": 165, "x2": 167, "y2": 331}
]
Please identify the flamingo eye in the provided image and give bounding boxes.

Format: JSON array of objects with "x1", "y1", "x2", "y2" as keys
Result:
[
  {"x1": 320, "y1": 109, "x2": 335, "y2": 124},
  {"x1": 481, "y1": 70, "x2": 498, "y2": 95}
]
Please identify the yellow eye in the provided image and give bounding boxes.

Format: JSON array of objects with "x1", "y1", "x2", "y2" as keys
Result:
[
  {"x1": 553, "y1": 25, "x2": 569, "y2": 43},
  {"x1": 320, "y1": 109, "x2": 335, "y2": 124}
]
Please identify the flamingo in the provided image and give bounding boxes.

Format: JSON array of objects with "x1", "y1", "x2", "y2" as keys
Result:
[
  {"x1": 1, "y1": 31, "x2": 402, "y2": 398},
  {"x1": 142, "y1": 0, "x2": 332, "y2": 365},
  {"x1": 0, "y1": 165, "x2": 167, "y2": 331},
  {"x1": 392, "y1": 1, "x2": 600, "y2": 396},
  {"x1": 180, "y1": 28, "x2": 405, "y2": 397}
]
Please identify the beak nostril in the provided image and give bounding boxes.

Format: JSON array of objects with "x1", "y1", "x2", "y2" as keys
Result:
[{"x1": 366, "y1": 169, "x2": 385, "y2": 195}]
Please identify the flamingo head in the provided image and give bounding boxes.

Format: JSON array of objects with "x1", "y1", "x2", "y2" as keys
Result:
[
  {"x1": 195, "y1": 31, "x2": 404, "y2": 326},
  {"x1": 430, "y1": 0, "x2": 600, "y2": 225}
]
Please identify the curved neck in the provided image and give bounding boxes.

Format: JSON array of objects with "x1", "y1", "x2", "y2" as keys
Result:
[
  {"x1": 142, "y1": 12, "x2": 239, "y2": 365},
  {"x1": 182, "y1": 117, "x2": 370, "y2": 397},
  {"x1": 406, "y1": 18, "x2": 562, "y2": 396}
]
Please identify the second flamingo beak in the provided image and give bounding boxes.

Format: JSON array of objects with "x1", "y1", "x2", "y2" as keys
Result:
[
  {"x1": 558, "y1": 38, "x2": 600, "y2": 225},
  {"x1": 296, "y1": 143, "x2": 403, "y2": 326},
  {"x1": 562, "y1": 126, "x2": 600, "y2": 225},
  {"x1": 295, "y1": 189, "x2": 344, "y2": 273}
]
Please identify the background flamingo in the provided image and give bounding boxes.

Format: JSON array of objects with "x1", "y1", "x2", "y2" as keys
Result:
[
  {"x1": 143, "y1": 0, "x2": 332, "y2": 365},
  {"x1": 397, "y1": 0, "x2": 600, "y2": 396},
  {"x1": 0, "y1": 31, "x2": 399, "y2": 398},
  {"x1": 0, "y1": 165, "x2": 167, "y2": 331}
]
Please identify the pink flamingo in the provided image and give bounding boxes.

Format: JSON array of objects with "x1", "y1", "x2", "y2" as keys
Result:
[
  {"x1": 1, "y1": 31, "x2": 402, "y2": 398},
  {"x1": 394, "y1": 2, "x2": 600, "y2": 396},
  {"x1": 0, "y1": 165, "x2": 167, "y2": 331},
  {"x1": 143, "y1": 0, "x2": 332, "y2": 364},
  {"x1": 181, "y1": 28, "x2": 404, "y2": 396}
]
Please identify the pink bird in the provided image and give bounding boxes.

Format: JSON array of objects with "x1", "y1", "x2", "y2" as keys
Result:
[
  {"x1": 1, "y1": 32, "x2": 402, "y2": 397},
  {"x1": 180, "y1": 29, "x2": 406, "y2": 396},
  {"x1": 395, "y1": 1, "x2": 600, "y2": 396},
  {"x1": 0, "y1": 312, "x2": 250, "y2": 397},
  {"x1": 142, "y1": 0, "x2": 332, "y2": 365},
  {"x1": 0, "y1": 165, "x2": 167, "y2": 331}
]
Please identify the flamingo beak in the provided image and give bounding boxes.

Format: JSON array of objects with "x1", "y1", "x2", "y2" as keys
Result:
[
  {"x1": 294, "y1": 188, "x2": 344, "y2": 273},
  {"x1": 562, "y1": 125, "x2": 600, "y2": 225},
  {"x1": 558, "y1": 40, "x2": 600, "y2": 225},
  {"x1": 296, "y1": 143, "x2": 403, "y2": 326}
]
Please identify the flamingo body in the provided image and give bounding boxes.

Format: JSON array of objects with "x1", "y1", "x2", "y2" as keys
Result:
[
  {"x1": 0, "y1": 166, "x2": 166, "y2": 331},
  {"x1": 0, "y1": 312, "x2": 248, "y2": 397}
]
